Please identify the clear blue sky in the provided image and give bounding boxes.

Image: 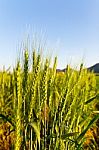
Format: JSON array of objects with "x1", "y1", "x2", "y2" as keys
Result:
[{"x1": 0, "y1": 0, "x2": 99, "y2": 69}]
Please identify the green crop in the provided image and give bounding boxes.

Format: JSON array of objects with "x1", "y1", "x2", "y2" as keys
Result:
[{"x1": 0, "y1": 50, "x2": 98, "y2": 150}]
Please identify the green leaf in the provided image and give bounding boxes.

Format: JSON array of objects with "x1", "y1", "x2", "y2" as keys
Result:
[
  {"x1": 47, "y1": 132, "x2": 79, "y2": 140},
  {"x1": 93, "y1": 111, "x2": 99, "y2": 114},
  {"x1": 30, "y1": 122, "x2": 40, "y2": 144},
  {"x1": 76, "y1": 114, "x2": 99, "y2": 142},
  {"x1": 85, "y1": 95, "x2": 97, "y2": 105},
  {"x1": 61, "y1": 132, "x2": 79, "y2": 139}
]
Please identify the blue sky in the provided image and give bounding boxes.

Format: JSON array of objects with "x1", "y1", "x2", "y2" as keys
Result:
[{"x1": 0, "y1": 0, "x2": 99, "y2": 69}]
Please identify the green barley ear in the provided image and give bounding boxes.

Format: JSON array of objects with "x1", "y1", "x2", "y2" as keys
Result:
[
  {"x1": 22, "y1": 50, "x2": 29, "y2": 116},
  {"x1": 22, "y1": 50, "x2": 29, "y2": 149},
  {"x1": 15, "y1": 61, "x2": 22, "y2": 150},
  {"x1": 40, "y1": 58, "x2": 49, "y2": 149},
  {"x1": 29, "y1": 53, "x2": 41, "y2": 122},
  {"x1": 32, "y1": 50, "x2": 37, "y2": 72},
  {"x1": 40, "y1": 59, "x2": 49, "y2": 107},
  {"x1": 23, "y1": 50, "x2": 29, "y2": 89},
  {"x1": 28, "y1": 53, "x2": 41, "y2": 149},
  {"x1": 0, "y1": 69, "x2": 5, "y2": 112},
  {"x1": 53, "y1": 56, "x2": 57, "y2": 77},
  {"x1": 11, "y1": 68, "x2": 17, "y2": 113},
  {"x1": 80, "y1": 63, "x2": 83, "y2": 72},
  {"x1": 48, "y1": 56, "x2": 57, "y2": 108}
]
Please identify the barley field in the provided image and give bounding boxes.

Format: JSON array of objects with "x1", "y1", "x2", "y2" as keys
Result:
[{"x1": 0, "y1": 50, "x2": 99, "y2": 150}]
